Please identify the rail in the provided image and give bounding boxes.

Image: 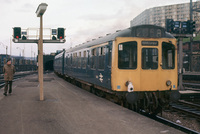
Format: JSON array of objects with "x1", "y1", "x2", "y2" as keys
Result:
[
  {"x1": 154, "y1": 115, "x2": 200, "y2": 134},
  {"x1": 170, "y1": 100, "x2": 200, "y2": 120},
  {"x1": 140, "y1": 111, "x2": 199, "y2": 134},
  {"x1": 183, "y1": 82, "x2": 200, "y2": 90}
]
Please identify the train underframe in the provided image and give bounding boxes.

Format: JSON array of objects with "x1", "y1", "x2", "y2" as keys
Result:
[
  {"x1": 55, "y1": 72, "x2": 180, "y2": 115},
  {"x1": 123, "y1": 90, "x2": 180, "y2": 114}
]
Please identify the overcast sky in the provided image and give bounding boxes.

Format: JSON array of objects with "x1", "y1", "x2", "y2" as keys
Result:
[{"x1": 0, "y1": 0, "x2": 192, "y2": 57}]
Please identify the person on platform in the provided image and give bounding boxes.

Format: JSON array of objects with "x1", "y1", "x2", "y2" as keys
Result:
[{"x1": 3, "y1": 58, "x2": 15, "y2": 96}]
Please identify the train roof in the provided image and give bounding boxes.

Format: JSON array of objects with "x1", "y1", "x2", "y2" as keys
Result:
[
  {"x1": 55, "y1": 51, "x2": 65, "y2": 59},
  {"x1": 66, "y1": 24, "x2": 175, "y2": 52}
]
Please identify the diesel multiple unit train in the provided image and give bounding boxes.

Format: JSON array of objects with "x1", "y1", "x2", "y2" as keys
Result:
[{"x1": 54, "y1": 25, "x2": 180, "y2": 114}]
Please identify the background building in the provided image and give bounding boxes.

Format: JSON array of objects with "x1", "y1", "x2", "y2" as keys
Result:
[{"x1": 131, "y1": 1, "x2": 200, "y2": 31}]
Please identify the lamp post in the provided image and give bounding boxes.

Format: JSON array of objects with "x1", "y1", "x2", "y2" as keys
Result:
[
  {"x1": 0, "y1": 42, "x2": 8, "y2": 58},
  {"x1": 16, "y1": 47, "x2": 24, "y2": 57},
  {"x1": 36, "y1": 3, "x2": 48, "y2": 101}
]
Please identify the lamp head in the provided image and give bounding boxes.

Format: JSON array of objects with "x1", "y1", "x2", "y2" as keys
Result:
[{"x1": 36, "y1": 3, "x2": 48, "y2": 17}]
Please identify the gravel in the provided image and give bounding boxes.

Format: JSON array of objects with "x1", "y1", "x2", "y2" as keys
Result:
[{"x1": 160, "y1": 111, "x2": 200, "y2": 133}]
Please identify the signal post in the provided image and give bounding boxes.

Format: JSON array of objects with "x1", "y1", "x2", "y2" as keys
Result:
[
  {"x1": 166, "y1": 19, "x2": 195, "y2": 90},
  {"x1": 37, "y1": 5, "x2": 45, "y2": 100},
  {"x1": 172, "y1": 34, "x2": 192, "y2": 90},
  {"x1": 13, "y1": 3, "x2": 66, "y2": 101}
]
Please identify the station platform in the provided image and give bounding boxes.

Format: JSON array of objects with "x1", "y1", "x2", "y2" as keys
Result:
[
  {"x1": 180, "y1": 90, "x2": 200, "y2": 100},
  {"x1": 0, "y1": 73, "x2": 184, "y2": 134},
  {"x1": 183, "y1": 71, "x2": 200, "y2": 76}
]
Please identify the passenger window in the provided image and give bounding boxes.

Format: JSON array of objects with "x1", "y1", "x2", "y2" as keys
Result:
[
  {"x1": 71, "y1": 54, "x2": 72, "y2": 65},
  {"x1": 92, "y1": 49, "x2": 96, "y2": 56},
  {"x1": 98, "y1": 47, "x2": 105, "y2": 69},
  {"x1": 82, "y1": 51, "x2": 87, "y2": 68},
  {"x1": 99, "y1": 47, "x2": 105, "y2": 56},
  {"x1": 66, "y1": 55, "x2": 68, "y2": 64},
  {"x1": 142, "y1": 48, "x2": 158, "y2": 69},
  {"x1": 162, "y1": 42, "x2": 175, "y2": 69},
  {"x1": 83, "y1": 51, "x2": 86, "y2": 57},
  {"x1": 78, "y1": 52, "x2": 81, "y2": 68},
  {"x1": 91, "y1": 48, "x2": 96, "y2": 69},
  {"x1": 72, "y1": 53, "x2": 77, "y2": 67},
  {"x1": 108, "y1": 47, "x2": 112, "y2": 67},
  {"x1": 118, "y1": 41, "x2": 137, "y2": 69},
  {"x1": 87, "y1": 51, "x2": 90, "y2": 65}
]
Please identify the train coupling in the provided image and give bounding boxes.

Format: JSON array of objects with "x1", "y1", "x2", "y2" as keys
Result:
[{"x1": 125, "y1": 81, "x2": 134, "y2": 92}]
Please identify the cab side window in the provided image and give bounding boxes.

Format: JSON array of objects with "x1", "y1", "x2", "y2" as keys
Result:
[{"x1": 162, "y1": 42, "x2": 175, "y2": 69}]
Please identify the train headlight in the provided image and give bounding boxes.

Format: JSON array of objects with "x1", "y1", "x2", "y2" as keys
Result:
[
  {"x1": 166, "y1": 80, "x2": 172, "y2": 86},
  {"x1": 125, "y1": 81, "x2": 134, "y2": 92}
]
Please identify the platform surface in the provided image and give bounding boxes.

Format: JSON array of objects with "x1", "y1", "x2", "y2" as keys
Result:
[
  {"x1": 0, "y1": 73, "x2": 184, "y2": 134},
  {"x1": 180, "y1": 90, "x2": 200, "y2": 94}
]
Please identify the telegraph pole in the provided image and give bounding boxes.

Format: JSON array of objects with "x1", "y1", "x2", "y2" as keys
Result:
[{"x1": 178, "y1": 38, "x2": 184, "y2": 90}]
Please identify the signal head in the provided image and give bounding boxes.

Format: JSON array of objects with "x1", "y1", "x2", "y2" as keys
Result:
[
  {"x1": 13, "y1": 27, "x2": 21, "y2": 39},
  {"x1": 57, "y1": 28, "x2": 65, "y2": 40}
]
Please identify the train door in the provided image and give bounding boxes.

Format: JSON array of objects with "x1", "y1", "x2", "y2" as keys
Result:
[
  {"x1": 159, "y1": 41, "x2": 177, "y2": 90},
  {"x1": 140, "y1": 41, "x2": 160, "y2": 91},
  {"x1": 140, "y1": 40, "x2": 177, "y2": 91},
  {"x1": 104, "y1": 42, "x2": 112, "y2": 89}
]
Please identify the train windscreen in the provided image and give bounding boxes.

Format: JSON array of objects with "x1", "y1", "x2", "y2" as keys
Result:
[
  {"x1": 118, "y1": 41, "x2": 137, "y2": 69},
  {"x1": 142, "y1": 48, "x2": 158, "y2": 69}
]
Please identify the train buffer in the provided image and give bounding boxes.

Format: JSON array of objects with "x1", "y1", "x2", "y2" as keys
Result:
[{"x1": 0, "y1": 73, "x2": 184, "y2": 134}]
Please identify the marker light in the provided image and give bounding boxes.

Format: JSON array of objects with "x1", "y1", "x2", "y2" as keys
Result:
[{"x1": 166, "y1": 80, "x2": 172, "y2": 86}]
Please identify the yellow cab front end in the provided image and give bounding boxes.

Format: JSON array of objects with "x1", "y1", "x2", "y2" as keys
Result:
[{"x1": 111, "y1": 37, "x2": 179, "y2": 104}]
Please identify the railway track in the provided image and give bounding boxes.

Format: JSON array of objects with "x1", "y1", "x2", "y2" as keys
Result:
[
  {"x1": 138, "y1": 103, "x2": 200, "y2": 134},
  {"x1": 150, "y1": 115, "x2": 200, "y2": 134},
  {"x1": 170, "y1": 100, "x2": 200, "y2": 120},
  {"x1": 183, "y1": 82, "x2": 200, "y2": 91}
]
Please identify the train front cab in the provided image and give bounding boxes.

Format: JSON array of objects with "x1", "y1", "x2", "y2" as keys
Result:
[{"x1": 111, "y1": 37, "x2": 179, "y2": 110}]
